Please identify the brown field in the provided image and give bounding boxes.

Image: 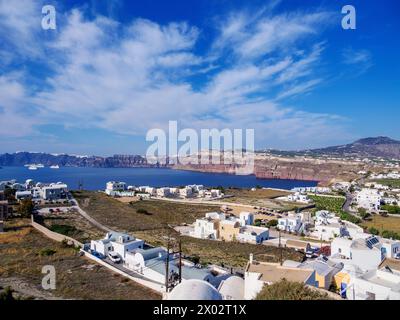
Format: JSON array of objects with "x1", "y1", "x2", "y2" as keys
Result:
[
  {"x1": 72, "y1": 190, "x2": 220, "y2": 232},
  {"x1": 72, "y1": 191, "x2": 303, "y2": 268},
  {"x1": 361, "y1": 215, "x2": 400, "y2": 234},
  {"x1": 40, "y1": 208, "x2": 104, "y2": 243},
  {"x1": 0, "y1": 219, "x2": 161, "y2": 300}
]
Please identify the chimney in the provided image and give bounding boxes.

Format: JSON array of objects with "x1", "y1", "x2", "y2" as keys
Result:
[{"x1": 249, "y1": 253, "x2": 254, "y2": 264}]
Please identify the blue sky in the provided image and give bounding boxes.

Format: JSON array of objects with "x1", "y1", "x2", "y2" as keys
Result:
[{"x1": 0, "y1": 0, "x2": 399, "y2": 156}]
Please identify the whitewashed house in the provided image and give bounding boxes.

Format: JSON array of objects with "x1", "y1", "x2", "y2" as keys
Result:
[
  {"x1": 90, "y1": 232, "x2": 144, "y2": 259},
  {"x1": 277, "y1": 214, "x2": 302, "y2": 233},
  {"x1": 105, "y1": 181, "x2": 127, "y2": 196},
  {"x1": 239, "y1": 212, "x2": 254, "y2": 227},
  {"x1": 157, "y1": 187, "x2": 170, "y2": 198},
  {"x1": 347, "y1": 259, "x2": 400, "y2": 300},
  {"x1": 125, "y1": 247, "x2": 230, "y2": 289},
  {"x1": 244, "y1": 256, "x2": 317, "y2": 300},
  {"x1": 237, "y1": 226, "x2": 269, "y2": 244},
  {"x1": 355, "y1": 188, "x2": 382, "y2": 212},
  {"x1": 331, "y1": 235, "x2": 400, "y2": 272}
]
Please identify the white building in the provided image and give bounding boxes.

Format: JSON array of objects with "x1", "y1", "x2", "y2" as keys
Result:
[
  {"x1": 105, "y1": 181, "x2": 127, "y2": 196},
  {"x1": 244, "y1": 256, "x2": 317, "y2": 300},
  {"x1": 125, "y1": 247, "x2": 230, "y2": 289},
  {"x1": 192, "y1": 217, "x2": 220, "y2": 240},
  {"x1": 167, "y1": 279, "x2": 222, "y2": 300},
  {"x1": 157, "y1": 187, "x2": 171, "y2": 198},
  {"x1": 284, "y1": 192, "x2": 311, "y2": 203},
  {"x1": 40, "y1": 183, "x2": 68, "y2": 200},
  {"x1": 237, "y1": 226, "x2": 269, "y2": 244},
  {"x1": 347, "y1": 259, "x2": 400, "y2": 300},
  {"x1": 239, "y1": 212, "x2": 254, "y2": 227},
  {"x1": 355, "y1": 188, "x2": 382, "y2": 212},
  {"x1": 277, "y1": 214, "x2": 302, "y2": 233},
  {"x1": 311, "y1": 212, "x2": 364, "y2": 241},
  {"x1": 331, "y1": 235, "x2": 400, "y2": 272},
  {"x1": 90, "y1": 232, "x2": 144, "y2": 259},
  {"x1": 179, "y1": 187, "x2": 193, "y2": 198},
  {"x1": 217, "y1": 276, "x2": 244, "y2": 300}
]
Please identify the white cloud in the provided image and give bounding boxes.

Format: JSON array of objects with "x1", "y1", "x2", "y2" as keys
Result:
[
  {"x1": 342, "y1": 48, "x2": 373, "y2": 74},
  {"x1": 0, "y1": 3, "x2": 351, "y2": 150}
]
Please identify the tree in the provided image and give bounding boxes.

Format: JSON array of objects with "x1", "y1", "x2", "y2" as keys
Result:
[
  {"x1": 3, "y1": 187, "x2": 16, "y2": 202},
  {"x1": 0, "y1": 286, "x2": 15, "y2": 301},
  {"x1": 267, "y1": 219, "x2": 278, "y2": 228},
  {"x1": 255, "y1": 279, "x2": 331, "y2": 300},
  {"x1": 357, "y1": 208, "x2": 369, "y2": 220},
  {"x1": 17, "y1": 199, "x2": 35, "y2": 218},
  {"x1": 368, "y1": 227, "x2": 380, "y2": 235}
]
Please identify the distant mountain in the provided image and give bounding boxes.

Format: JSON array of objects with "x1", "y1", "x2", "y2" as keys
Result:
[
  {"x1": 0, "y1": 152, "x2": 165, "y2": 168},
  {"x1": 305, "y1": 136, "x2": 400, "y2": 159}
]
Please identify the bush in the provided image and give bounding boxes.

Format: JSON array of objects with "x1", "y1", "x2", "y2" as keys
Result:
[
  {"x1": 50, "y1": 224, "x2": 78, "y2": 236},
  {"x1": 255, "y1": 279, "x2": 331, "y2": 300},
  {"x1": 368, "y1": 227, "x2": 380, "y2": 235},
  {"x1": 381, "y1": 205, "x2": 400, "y2": 215},
  {"x1": 381, "y1": 230, "x2": 400, "y2": 240},
  {"x1": 267, "y1": 219, "x2": 278, "y2": 227},
  {"x1": 254, "y1": 219, "x2": 262, "y2": 227},
  {"x1": 0, "y1": 286, "x2": 15, "y2": 301},
  {"x1": 136, "y1": 208, "x2": 150, "y2": 215},
  {"x1": 18, "y1": 199, "x2": 35, "y2": 218},
  {"x1": 39, "y1": 248, "x2": 56, "y2": 256},
  {"x1": 339, "y1": 211, "x2": 361, "y2": 224}
]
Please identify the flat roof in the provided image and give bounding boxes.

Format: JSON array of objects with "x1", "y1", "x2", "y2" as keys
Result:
[
  {"x1": 379, "y1": 258, "x2": 400, "y2": 272},
  {"x1": 246, "y1": 262, "x2": 314, "y2": 284}
]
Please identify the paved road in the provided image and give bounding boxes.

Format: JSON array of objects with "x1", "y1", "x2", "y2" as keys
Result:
[
  {"x1": 342, "y1": 192, "x2": 353, "y2": 213},
  {"x1": 71, "y1": 198, "x2": 112, "y2": 232}
]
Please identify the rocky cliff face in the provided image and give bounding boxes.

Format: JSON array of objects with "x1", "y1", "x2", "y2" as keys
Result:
[
  {"x1": 173, "y1": 155, "x2": 366, "y2": 184},
  {"x1": 0, "y1": 152, "x2": 162, "y2": 168}
]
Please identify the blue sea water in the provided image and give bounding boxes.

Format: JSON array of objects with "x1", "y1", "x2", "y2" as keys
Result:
[{"x1": 0, "y1": 166, "x2": 317, "y2": 190}]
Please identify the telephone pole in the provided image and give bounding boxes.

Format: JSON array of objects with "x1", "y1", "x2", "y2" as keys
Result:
[
  {"x1": 178, "y1": 238, "x2": 182, "y2": 283},
  {"x1": 279, "y1": 229, "x2": 283, "y2": 265},
  {"x1": 165, "y1": 238, "x2": 170, "y2": 292}
]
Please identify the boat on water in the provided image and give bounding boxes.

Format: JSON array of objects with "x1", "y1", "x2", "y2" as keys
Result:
[
  {"x1": 36, "y1": 164, "x2": 45, "y2": 168},
  {"x1": 28, "y1": 165, "x2": 38, "y2": 170},
  {"x1": 50, "y1": 165, "x2": 60, "y2": 169}
]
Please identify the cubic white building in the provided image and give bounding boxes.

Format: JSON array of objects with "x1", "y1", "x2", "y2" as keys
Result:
[
  {"x1": 105, "y1": 181, "x2": 127, "y2": 196},
  {"x1": 237, "y1": 226, "x2": 269, "y2": 244},
  {"x1": 331, "y1": 235, "x2": 400, "y2": 272},
  {"x1": 347, "y1": 259, "x2": 400, "y2": 300},
  {"x1": 355, "y1": 188, "x2": 382, "y2": 212},
  {"x1": 90, "y1": 232, "x2": 145, "y2": 259},
  {"x1": 277, "y1": 214, "x2": 302, "y2": 233}
]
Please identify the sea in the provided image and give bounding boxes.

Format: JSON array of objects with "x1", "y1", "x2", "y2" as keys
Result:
[{"x1": 0, "y1": 166, "x2": 317, "y2": 191}]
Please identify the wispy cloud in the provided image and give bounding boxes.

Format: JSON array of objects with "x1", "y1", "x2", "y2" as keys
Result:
[
  {"x1": 0, "y1": 1, "x2": 352, "y2": 150},
  {"x1": 342, "y1": 47, "x2": 373, "y2": 75}
]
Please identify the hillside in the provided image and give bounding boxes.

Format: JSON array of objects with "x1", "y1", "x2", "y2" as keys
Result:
[{"x1": 305, "y1": 137, "x2": 400, "y2": 159}]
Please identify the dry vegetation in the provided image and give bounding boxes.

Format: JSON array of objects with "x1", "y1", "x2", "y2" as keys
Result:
[
  {"x1": 72, "y1": 190, "x2": 220, "y2": 232},
  {"x1": 361, "y1": 214, "x2": 400, "y2": 234},
  {"x1": 0, "y1": 219, "x2": 160, "y2": 300},
  {"x1": 73, "y1": 191, "x2": 303, "y2": 268},
  {"x1": 40, "y1": 209, "x2": 104, "y2": 243}
]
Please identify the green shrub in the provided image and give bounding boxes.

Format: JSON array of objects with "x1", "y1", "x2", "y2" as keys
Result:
[
  {"x1": 267, "y1": 219, "x2": 278, "y2": 227},
  {"x1": 39, "y1": 248, "x2": 56, "y2": 256},
  {"x1": 50, "y1": 224, "x2": 78, "y2": 236},
  {"x1": 255, "y1": 279, "x2": 331, "y2": 300},
  {"x1": 368, "y1": 227, "x2": 380, "y2": 235},
  {"x1": 381, "y1": 205, "x2": 400, "y2": 214}
]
